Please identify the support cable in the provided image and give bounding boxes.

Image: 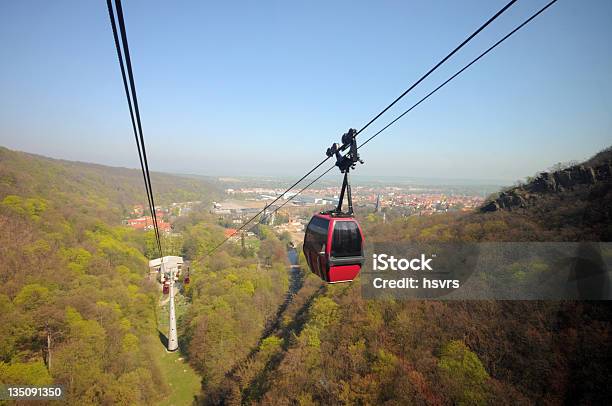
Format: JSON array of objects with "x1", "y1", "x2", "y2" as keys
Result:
[
  {"x1": 206, "y1": 0, "x2": 519, "y2": 254},
  {"x1": 244, "y1": 0, "x2": 560, "y2": 231},
  {"x1": 355, "y1": 0, "x2": 517, "y2": 137},
  {"x1": 107, "y1": 0, "x2": 164, "y2": 257}
]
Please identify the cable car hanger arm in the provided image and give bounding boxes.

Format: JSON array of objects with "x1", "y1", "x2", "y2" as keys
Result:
[{"x1": 322, "y1": 128, "x2": 363, "y2": 216}]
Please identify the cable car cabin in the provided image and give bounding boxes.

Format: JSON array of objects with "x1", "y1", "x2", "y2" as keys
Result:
[
  {"x1": 303, "y1": 214, "x2": 364, "y2": 283},
  {"x1": 162, "y1": 282, "x2": 169, "y2": 295},
  {"x1": 183, "y1": 276, "x2": 190, "y2": 285}
]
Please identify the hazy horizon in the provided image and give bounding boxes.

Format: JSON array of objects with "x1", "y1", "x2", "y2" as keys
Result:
[
  {"x1": 4, "y1": 143, "x2": 596, "y2": 188},
  {"x1": 1, "y1": 1, "x2": 611, "y2": 181}
]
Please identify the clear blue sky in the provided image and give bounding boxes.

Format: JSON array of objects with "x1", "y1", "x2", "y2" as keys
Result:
[{"x1": 0, "y1": 0, "x2": 610, "y2": 182}]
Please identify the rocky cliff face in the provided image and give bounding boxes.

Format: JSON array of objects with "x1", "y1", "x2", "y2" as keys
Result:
[{"x1": 481, "y1": 155, "x2": 612, "y2": 213}]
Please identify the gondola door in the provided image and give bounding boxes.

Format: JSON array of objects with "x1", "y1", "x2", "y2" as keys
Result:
[
  {"x1": 327, "y1": 218, "x2": 364, "y2": 283},
  {"x1": 304, "y1": 215, "x2": 330, "y2": 281}
]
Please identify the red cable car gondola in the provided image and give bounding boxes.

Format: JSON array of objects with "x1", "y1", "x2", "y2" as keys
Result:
[
  {"x1": 304, "y1": 213, "x2": 364, "y2": 283},
  {"x1": 303, "y1": 129, "x2": 365, "y2": 283},
  {"x1": 181, "y1": 266, "x2": 190, "y2": 285}
]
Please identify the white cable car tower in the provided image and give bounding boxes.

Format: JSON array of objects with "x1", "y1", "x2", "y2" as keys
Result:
[
  {"x1": 165, "y1": 257, "x2": 179, "y2": 352},
  {"x1": 151, "y1": 256, "x2": 182, "y2": 351}
]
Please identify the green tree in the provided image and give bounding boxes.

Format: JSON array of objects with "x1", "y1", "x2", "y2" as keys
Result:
[
  {"x1": 0, "y1": 361, "x2": 52, "y2": 385},
  {"x1": 14, "y1": 284, "x2": 50, "y2": 311},
  {"x1": 438, "y1": 340, "x2": 490, "y2": 405}
]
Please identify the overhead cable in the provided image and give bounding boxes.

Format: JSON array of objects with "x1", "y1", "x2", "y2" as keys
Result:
[{"x1": 107, "y1": 0, "x2": 164, "y2": 257}]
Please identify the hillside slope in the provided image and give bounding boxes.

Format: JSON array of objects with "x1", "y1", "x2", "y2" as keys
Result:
[
  {"x1": 230, "y1": 148, "x2": 612, "y2": 405},
  {"x1": 0, "y1": 147, "x2": 222, "y2": 404},
  {"x1": 481, "y1": 147, "x2": 612, "y2": 240},
  {"x1": 0, "y1": 146, "x2": 221, "y2": 223}
]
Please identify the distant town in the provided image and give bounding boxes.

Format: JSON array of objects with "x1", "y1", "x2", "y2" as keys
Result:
[
  {"x1": 222, "y1": 184, "x2": 486, "y2": 214},
  {"x1": 123, "y1": 179, "x2": 494, "y2": 244}
]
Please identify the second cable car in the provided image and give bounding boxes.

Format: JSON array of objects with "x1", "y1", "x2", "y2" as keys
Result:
[{"x1": 303, "y1": 129, "x2": 365, "y2": 283}]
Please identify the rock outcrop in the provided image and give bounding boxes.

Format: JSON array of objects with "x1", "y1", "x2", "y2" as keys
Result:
[{"x1": 481, "y1": 159, "x2": 612, "y2": 213}]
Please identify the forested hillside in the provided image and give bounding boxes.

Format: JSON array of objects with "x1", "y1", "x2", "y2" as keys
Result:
[
  {"x1": 176, "y1": 217, "x2": 292, "y2": 402},
  {"x1": 208, "y1": 149, "x2": 612, "y2": 405},
  {"x1": 0, "y1": 147, "x2": 223, "y2": 404},
  {"x1": 1, "y1": 144, "x2": 610, "y2": 405},
  {"x1": 0, "y1": 146, "x2": 297, "y2": 404},
  {"x1": 0, "y1": 147, "x2": 221, "y2": 222}
]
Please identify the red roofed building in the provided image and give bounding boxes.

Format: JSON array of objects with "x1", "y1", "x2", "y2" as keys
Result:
[
  {"x1": 224, "y1": 228, "x2": 237, "y2": 238},
  {"x1": 127, "y1": 216, "x2": 152, "y2": 230},
  {"x1": 126, "y1": 216, "x2": 172, "y2": 233},
  {"x1": 158, "y1": 220, "x2": 172, "y2": 232}
]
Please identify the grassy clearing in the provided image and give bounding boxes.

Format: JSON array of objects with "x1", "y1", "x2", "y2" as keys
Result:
[{"x1": 154, "y1": 348, "x2": 201, "y2": 406}]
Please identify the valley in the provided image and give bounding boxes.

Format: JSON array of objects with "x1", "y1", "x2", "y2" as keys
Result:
[{"x1": 0, "y1": 146, "x2": 610, "y2": 404}]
